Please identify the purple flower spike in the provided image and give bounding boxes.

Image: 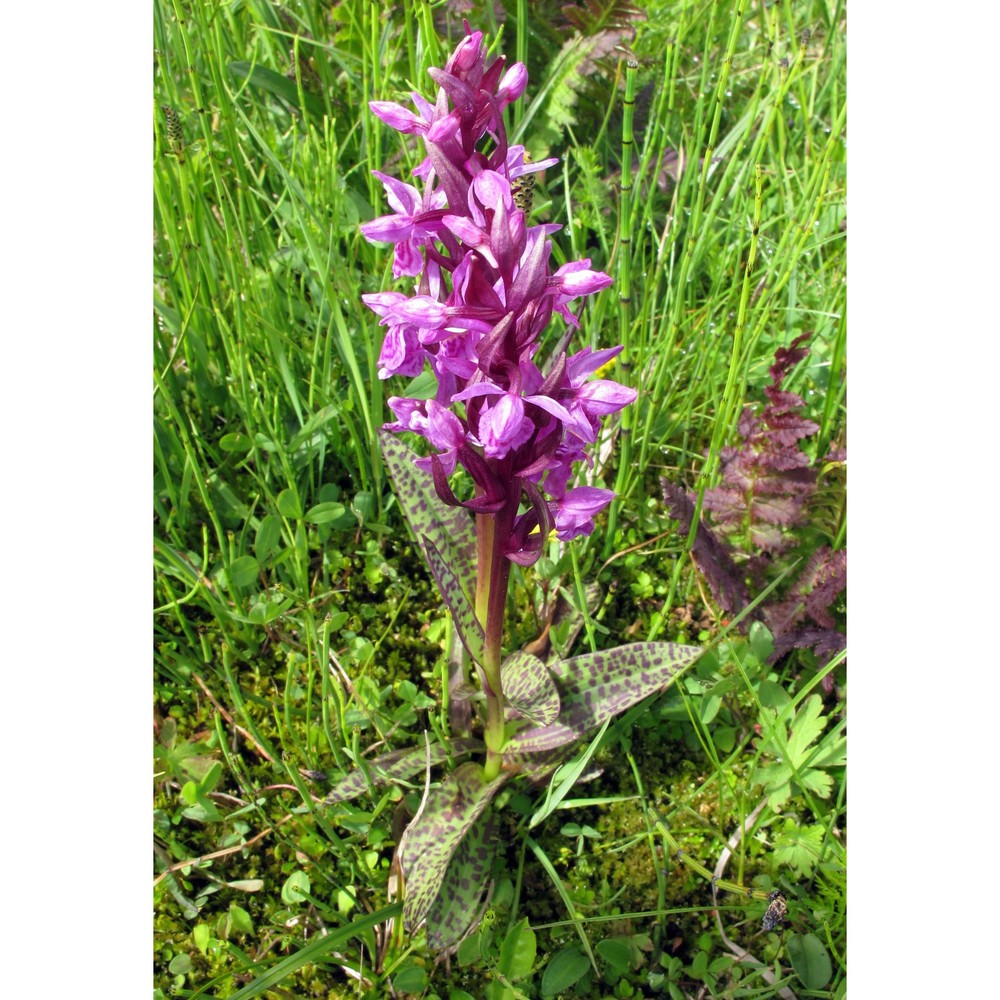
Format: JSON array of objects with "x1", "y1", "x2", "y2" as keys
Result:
[{"x1": 362, "y1": 26, "x2": 636, "y2": 553}]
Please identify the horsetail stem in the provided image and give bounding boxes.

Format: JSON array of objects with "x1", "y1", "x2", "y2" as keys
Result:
[
  {"x1": 652, "y1": 814, "x2": 775, "y2": 908},
  {"x1": 603, "y1": 58, "x2": 639, "y2": 557}
]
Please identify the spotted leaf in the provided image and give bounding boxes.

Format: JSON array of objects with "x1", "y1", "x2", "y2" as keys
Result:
[
  {"x1": 398, "y1": 763, "x2": 508, "y2": 935},
  {"x1": 423, "y1": 534, "x2": 485, "y2": 665},
  {"x1": 425, "y1": 810, "x2": 497, "y2": 949},
  {"x1": 503, "y1": 641, "x2": 701, "y2": 755},
  {"x1": 323, "y1": 738, "x2": 482, "y2": 805},
  {"x1": 501, "y1": 650, "x2": 560, "y2": 726},
  {"x1": 379, "y1": 430, "x2": 477, "y2": 605}
]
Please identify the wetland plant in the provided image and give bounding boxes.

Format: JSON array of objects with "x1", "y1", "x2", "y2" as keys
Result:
[{"x1": 343, "y1": 23, "x2": 705, "y2": 948}]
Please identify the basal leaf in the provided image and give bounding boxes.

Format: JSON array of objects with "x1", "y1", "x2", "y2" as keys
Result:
[
  {"x1": 379, "y1": 430, "x2": 477, "y2": 604},
  {"x1": 426, "y1": 811, "x2": 498, "y2": 950},
  {"x1": 786, "y1": 932, "x2": 833, "y2": 990},
  {"x1": 323, "y1": 738, "x2": 482, "y2": 805},
  {"x1": 399, "y1": 764, "x2": 508, "y2": 935},
  {"x1": 502, "y1": 650, "x2": 560, "y2": 725},
  {"x1": 504, "y1": 642, "x2": 701, "y2": 756},
  {"x1": 423, "y1": 534, "x2": 485, "y2": 665}
]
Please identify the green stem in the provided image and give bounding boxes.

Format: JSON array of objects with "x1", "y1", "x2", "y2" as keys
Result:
[
  {"x1": 480, "y1": 479, "x2": 518, "y2": 780},
  {"x1": 650, "y1": 813, "x2": 771, "y2": 903},
  {"x1": 603, "y1": 58, "x2": 639, "y2": 560}
]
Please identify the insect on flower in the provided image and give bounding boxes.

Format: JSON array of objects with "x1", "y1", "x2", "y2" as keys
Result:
[
  {"x1": 761, "y1": 889, "x2": 787, "y2": 931},
  {"x1": 511, "y1": 151, "x2": 536, "y2": 214}
]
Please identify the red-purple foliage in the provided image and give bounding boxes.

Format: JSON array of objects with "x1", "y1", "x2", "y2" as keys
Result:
[
  {"x1": 702, "y1": 333, "x2": 819, "y2": 562},
  {"x1": 661, "y1": 333, "x2": 845, "y2": 684}
]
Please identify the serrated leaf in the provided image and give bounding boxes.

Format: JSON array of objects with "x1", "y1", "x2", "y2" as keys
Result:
[
  {"x1": 785, "y1": 695, "x2": 827, "y2": 766},
  {"x1": 502, "y1": 651, "x2": 560, "y2": 725},
  {"x1": 379, "y1": 430, "x2": 477, "y2": 604},
  {"x1": 323, "y1": 738, "x2": 482, "y2": 805},
  {"x1": 810, "y1": 734, "x2": 846, "y2": 769},
  {"x1": 423, "y1": 534, "x2": 485, "y2": 664},
  {"x1": 426, "y1": 811, "x2": 498, "y2": 950},
  {"x1": 504, "y1": 642, "x2": 701, "y2": 755},
  {"x1": 773, "y1": 822, "x2": 825, "y2": 879},
  {"x1": 398, "y1": 764, "x2": 508, "y2": 935}
]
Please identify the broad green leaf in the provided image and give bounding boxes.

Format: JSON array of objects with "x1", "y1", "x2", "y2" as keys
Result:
[
  {"x1": 786, "y1": 932, "x2": 832, "y2": 989},
  {"x1": 255, "y1": 515, "x2": 283, "y2": 562},
  {"x1": 502, "y1": 651, "x2": 560, "y2": 725},
  {"x1": 595, "y1": 937, "x2": 632, "y2": 976},
  {"x1": 168, "y1": 954, "x2": 192, "y2": 975},
  {"x1": 499, "y1": 917, "x2": 536, "y2": 981},
  {"x1": 219, "y1": 432, "x2": 253, "y2": 452},
  {"x1": 426, "y1": 811, "x2": 498, "y2": 950},
  {"x1": 323, "y1": 738, "x2": 483, "y2": 805},
  {"x1": 505, "y1": 642, "x2": 702, "y2": 755},
  {"x1": 379, "y1": 430, "x2": 477, "y2": 603},
  {"x1": 245, "y1": 596, "x2": 295, "y2": 625},
  {"x1": 757, "y1": 679, "x2": 790, "y2": 710},
  {"x1": 276, "y1": 487, "x2": 303, "y2": 519},
  {"x1": 398, "y1": 763, "x2": 508, "y2": 935},
  {"x1": 221, "y1": 903, "x2": 254, "y2": 937},
  {"x1": 423, "y1": 534, "x2": 485, "y2": 664},
  {"x1": 392, "y1": 962, "x2": 428, "y2": 994},
  {"x1": 193, "y1": 923, "x2": 212, "y2": 954},
  {"x1": 281, "y1": 871, "x2": 310, "y2": 905},
  {"x1": 304, "y1": 501, "x2": 347, "y2": 524},
  {"x1": 198, "y1": 761, "x2": 223, "y2": 794},
  {"x1": 225, "y1": 879, "x2": 264, "y2": 894},
  {"x1": 227, "y1": 555, "x2": 259, "y2": 589},
  {"x1": 540, "y1": 944, "x2": 590, "y2": 996}
]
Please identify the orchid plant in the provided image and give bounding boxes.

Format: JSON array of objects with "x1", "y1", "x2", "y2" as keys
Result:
[{"x1": 331, "y1": 25, "x2": 704, "y2": 950}]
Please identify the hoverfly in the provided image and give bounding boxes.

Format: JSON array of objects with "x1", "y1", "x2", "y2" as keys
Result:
[
  {"x1": 511, "y1": 151, "x2": 536, "y2": 214},
  {"x1": 761, "y1": 889, "x2": 787, "y2": 932}
]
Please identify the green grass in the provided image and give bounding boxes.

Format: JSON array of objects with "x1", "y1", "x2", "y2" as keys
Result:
[{"x1": 154, "y1": 1, "x2": 845, "y2": 996}]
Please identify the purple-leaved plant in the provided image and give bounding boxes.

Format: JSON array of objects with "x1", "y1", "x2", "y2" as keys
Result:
[
  {"x1": 661, "y1": 333, "x2": 846, "y2": 686},
  {"x1": 330, "y1": 25, "x2": 708, "y2": 949}
]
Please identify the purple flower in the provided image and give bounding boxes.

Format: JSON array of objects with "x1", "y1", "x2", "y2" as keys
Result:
[
  {"x1": 362, "y1": 26, "x2": 636, "y2": 555},
  {"x1": 552, "y1": 487, "x2": 616, "y2": 541}
]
